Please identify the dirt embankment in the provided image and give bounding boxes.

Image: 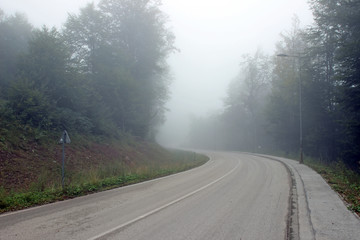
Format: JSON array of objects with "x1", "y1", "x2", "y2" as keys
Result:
[{"x1": 0, "y1": 137, "x2": 170, "y2": 192}]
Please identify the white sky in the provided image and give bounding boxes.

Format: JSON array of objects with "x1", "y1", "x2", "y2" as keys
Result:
[
  {"x1": 0, "y1": 0, "x2": 314, "y2": 146},
  {"x1": 160, "y1": 0, "x2": 314, "y2": 146}
]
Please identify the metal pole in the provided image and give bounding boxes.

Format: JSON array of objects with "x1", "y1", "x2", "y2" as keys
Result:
[
  {"x1": 299, "y1": 61, "x2": 303, "y2": 164},
  {"x1": 62, "y1": 132, "x2": 65, "y2": 189},
  {"x1": 277, "y1": 53, "x2": 304, "y2": 164}
]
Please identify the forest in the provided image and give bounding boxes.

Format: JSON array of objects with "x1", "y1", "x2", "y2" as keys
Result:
[
  {"x1": 0, "y1": 0, "x2": 360, "y2": 223},
  {"x1": 188, "y1": 0, "x2": 360, "y2": 171},
  {"x1": 0, "y1": 0, "x2": 359, "y2": 173},
  {"x1": 0, "y1": 0, "x2": 175, "y2": 145},
  {"x1": 0, "y1": 0, "x2": 193, "y2": 211}
]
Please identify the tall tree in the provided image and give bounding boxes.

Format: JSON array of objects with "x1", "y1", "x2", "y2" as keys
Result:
[
  {"x1": 224, "y1": 49, "x2": 271, "y2": 151},
  {"x1": 98, "y1": 0, "x2": 175, "y2": 138},
  {"x1": 267, "y1": 17, "x2": 306, "y2": 154},
  {"x1": 9, "y1": 26, "x2": 80, "y2": 130},
  {"x1": 63, "y1": 0, "x2": 175, "y2": 138},
  {"x1": 299, "y1": 0, "x2": 344, "y2": 162},
  {"x1": 328, "y1": 0, "x2": 360, "y2": 168},
  {"x1": 0, "y1": 11, "x2": 32, "y2": 97},
  {"x1": 64, "y1": 4, "x2": 120, "y2": 135},
  {"x1": 16, "y1": 27, "x2": 73, "y2": 108},
  {"x1": 303, "y1": 0, "x2": 360, "y2": 168},
  {"x1": 63, "y1": 3, "x2": 107, "y2": 74}
]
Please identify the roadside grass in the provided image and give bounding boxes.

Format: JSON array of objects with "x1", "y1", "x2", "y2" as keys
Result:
[
  {"x1": 261, "y1": 150, "x2": 360, "y2": 216},
  {"x1": 303, "y1": 157, "x2": 360, "y2": 216},
  {"x1": 0, "y1": 149, "x2": 208, "y2": 213}
]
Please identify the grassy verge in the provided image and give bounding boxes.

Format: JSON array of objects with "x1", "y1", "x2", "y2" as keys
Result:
[
  {"x1": 259, "y1": 150, "x2": 360, "y2": 216},
  {"x1": 304, "y1": 157, "x2": 360, "y2": 216},
  {"x1": 0, "y1": 148, "x2": 208, "y2": 213}
]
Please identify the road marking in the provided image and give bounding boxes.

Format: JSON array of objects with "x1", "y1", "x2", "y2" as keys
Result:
[{"x1": 89, "y1": 159, "x2": 241, "y2": 240}]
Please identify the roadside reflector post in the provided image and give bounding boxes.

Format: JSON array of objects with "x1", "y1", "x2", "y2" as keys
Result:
[{"x1": 59, "y1": 130, "x2": 71, "y2": 189}]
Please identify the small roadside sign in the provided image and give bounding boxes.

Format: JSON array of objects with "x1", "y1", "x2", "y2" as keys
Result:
[
  {"x1": 59, "y1": 130, "x2": 71, "y2": 189},
  {"x1": 59, "y1": 130, "x2": 71, "y2": 144}
]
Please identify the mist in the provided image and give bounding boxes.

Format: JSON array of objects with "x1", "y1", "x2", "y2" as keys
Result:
[
  {"x1": 1, "y1": 0, "x2": 314, "y2": 148},
  {"x1": 156, "y1": 0, "x2": 314, "y2": 147},
  {"x1": 2, "y1": 0, "x2": 359, "y2": 170}
]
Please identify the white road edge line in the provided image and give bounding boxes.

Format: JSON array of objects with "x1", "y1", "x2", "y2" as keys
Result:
[{"x1": 89, "y1": 159, "x2": 241, "y2": 240}]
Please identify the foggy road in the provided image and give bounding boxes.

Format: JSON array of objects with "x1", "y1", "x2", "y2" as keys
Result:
[
  {"x1": 2, "y1": 1, "x2": 360, "y2": 239},
  {"x1": 0, "y1": 152, "x2": 290, "y2": 240}
]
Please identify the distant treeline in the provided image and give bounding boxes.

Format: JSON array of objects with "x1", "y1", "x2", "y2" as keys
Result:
[
  {"x1": 0, "y1": 0, "x2": 175, "y2": 142},
  {"x1": 188, "y1": 0, "x2": 360, "y2": 170}
]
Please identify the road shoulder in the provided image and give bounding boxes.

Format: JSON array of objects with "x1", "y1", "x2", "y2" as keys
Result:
[{"x1": 260, "y1": 154, "x2": 360, "y2": 240}]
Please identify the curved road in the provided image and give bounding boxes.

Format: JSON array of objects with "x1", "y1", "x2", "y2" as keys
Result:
[{"x1": 0, "y1": 152, "x2": 290, "y2": 240}]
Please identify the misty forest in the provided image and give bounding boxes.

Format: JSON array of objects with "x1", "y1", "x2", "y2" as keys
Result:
[
  {"x1": 188, "y1": 0, "x2": 360, "y2": 171},
  {"x1": 0, "y1": 0, "x2": 175, "y2": 142},
  {"x1": 0, "y1": 0, "x2": 360, "y2": 212}
]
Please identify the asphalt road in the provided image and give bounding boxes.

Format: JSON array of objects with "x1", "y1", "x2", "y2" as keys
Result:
[{"x1": 0, "y1": 152, "x2": 291, "y2": 240}]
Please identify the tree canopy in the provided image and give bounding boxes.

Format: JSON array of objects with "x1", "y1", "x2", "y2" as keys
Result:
[
  {"x1": 0, "y1": 0, "x2": 175, "y2": 142},
  {"x1": 187, "y1": 0, "x2": 360, "y2": 171}
]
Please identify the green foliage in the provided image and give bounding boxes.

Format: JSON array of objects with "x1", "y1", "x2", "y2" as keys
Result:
[
  {"x1": 267, "y1": 17, "x2": 305, "y2": 154},
  {"x1": 297, "y1": 0, "x2": 360, "y2": 169},
  {"x1": 0, "y1": 1, "x2": 175, "y2": 140},
  {"x1": 8, "y1": 79, "x2": 52, "y2": 129},
  {"x1": 334, "y1": 1, "x2": 360, "y2": 169},
  {"x1": 0, "y1": 3, "x2": 179, "y2": 214},
  {"x1": 61, "y1": 0, "x2": 175, "y2": 138},
  {"x1": 0, "y1": 149, "x2": 208, "y2": 213},
  {"x1": 51, "y1": 108, "x2": 94, "y2": 134},
  {"x1": 217, "y1": 3, "x2": 360, "y2": 172},
  {"x1": 187, "y1": 2, "x2": 360, "y2": 173},
  {"x1": 305, "y1": 158, "x2": 360, "y2": 215},
  {"x1": 0, "y1": 11, "x2": 32, "y2": 96}
]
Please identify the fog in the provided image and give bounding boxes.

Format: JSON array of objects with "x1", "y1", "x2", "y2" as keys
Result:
[
  {"x1": 1, "y1": 0, "x2": 314, "y2": 147},
  {"x1": 158, "y1": 0, "x2": 314, "y2": 147}
]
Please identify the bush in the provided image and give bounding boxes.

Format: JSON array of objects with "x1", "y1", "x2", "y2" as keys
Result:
[
  {"x1": 8, "y1": 79, "x2": 52, "y2": 129},
  {"x1": 51, "y1": 108, "x2": 94, "y2": 134}
]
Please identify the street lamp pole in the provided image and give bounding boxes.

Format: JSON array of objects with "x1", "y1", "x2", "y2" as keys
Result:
[
  {"x1": 277, "y1": 53, "x2": 304, "y2": 164},
  {"x1": 299, "y1": 59, "x2": 303, "y2": 164}
]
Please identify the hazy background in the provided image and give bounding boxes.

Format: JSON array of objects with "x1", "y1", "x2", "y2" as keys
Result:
[
  {"x1": 1, "y1": 0, "x2": 314, "y2": 147},
  {"x1": 158, "y1": 0, "x2": 314, "y2": 147}
]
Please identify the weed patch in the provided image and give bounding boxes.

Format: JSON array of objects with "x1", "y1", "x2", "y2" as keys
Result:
[
  {"x1": 304, "y1": 158, "x2": 360, "y2": 216},
  {"x1": 0, "y1": 145, "x2": 208, "y2": 213}
]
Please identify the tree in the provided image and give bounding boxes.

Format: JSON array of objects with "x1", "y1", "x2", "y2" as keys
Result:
[
  {"x1": 63, "y1": 3, "x2": 107, "y2": 74},
  {"x1": 223, "y1": 49, "x2": 271, "y2": 151},
  {"x1": 302, "y1": 0, "x2": 360, "y2": 169},
  {"x1": 8, "y1": 79, "x2": 51, "y2": 129},
  {"x1": 16, "y1": 27, "x2": 73, "y2": 108},
  {"x1": 267, "y1": 17, "x2": 306, "y2": 155},
  {"x1": 187, "y1": 50, "x2": 272, "y2": 152},
  {"x1": 298, "y1": 1, "x2": 344, "y2": 162},
  {"x1": 98, "y1": 0, "x2": 175, "y2": 138},
  {"x1": 99, "y1": 0, "x2": 175, "y2": 78},
  {"x1": 329, "y1": 0, "x2": 360, "y2": 168},
  {"x1": 0, "y1": 11, "x2": 32, "y2": 97},
  {"x1": 9, "y1": 26, "x2": 88, "y2": 132},
  {"x1": 0, "y1": 1, "x2": 176, "y2": 142},
  {"x1": 62, "y1": 0, "x2": 175, "y2": 138}
]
